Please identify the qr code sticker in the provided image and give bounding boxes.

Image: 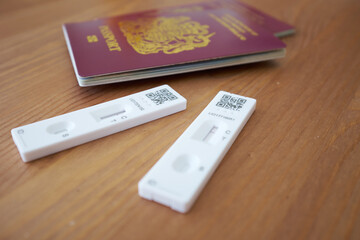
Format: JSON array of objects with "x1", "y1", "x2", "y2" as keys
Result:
[
  {"x1": 216, "y1": 94, "x2": 247, "y2": 111},
  {"x1": 145, "y1": 88, "x2": 178, "y2": 105}
]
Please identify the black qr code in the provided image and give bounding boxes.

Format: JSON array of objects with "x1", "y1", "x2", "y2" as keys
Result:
[
  {"x1": 216, "y1": 94, "x2": 247, "y2": 111},
  {"x1": 145, "y1": 89, "x2": 178, "y2": 105}
]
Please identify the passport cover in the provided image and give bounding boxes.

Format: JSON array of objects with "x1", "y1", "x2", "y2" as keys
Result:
[
  {"x1": 213, "y1": 0, "x2": 295, "y2": 37},
  {"x1": 63, "y1": 1, "x2": 292, "y2": 85}
]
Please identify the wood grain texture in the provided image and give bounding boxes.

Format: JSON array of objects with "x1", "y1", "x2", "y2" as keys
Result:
[{"x1": 0, "y1": 0, "x2": 359, "y2": 239}]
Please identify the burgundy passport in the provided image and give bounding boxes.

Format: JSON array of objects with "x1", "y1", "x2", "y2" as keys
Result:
[{"x1": 63, "y1": 1, "x2": 294, "y2": 86}]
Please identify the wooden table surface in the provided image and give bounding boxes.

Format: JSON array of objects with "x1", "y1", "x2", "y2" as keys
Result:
[{"x1": 1, "y1": 0, "x2": 359, "y2": 239}]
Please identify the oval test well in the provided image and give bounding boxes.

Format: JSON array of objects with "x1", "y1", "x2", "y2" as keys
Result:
[{"x1": 138, "y1": 91, "x2": 256, "y2": 213}]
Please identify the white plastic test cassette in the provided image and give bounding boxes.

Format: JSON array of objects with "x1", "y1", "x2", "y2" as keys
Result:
[
  {"x1": 11, "y1": 85, "x2": 186, "y2": 162},
  {"x1": 138, "y1": 91, "x2": 256, "y2": 213}
]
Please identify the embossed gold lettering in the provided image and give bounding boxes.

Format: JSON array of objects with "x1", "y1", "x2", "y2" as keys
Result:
[{"x1": 99, "y1": 25, "x2": 121, "y2": 52}]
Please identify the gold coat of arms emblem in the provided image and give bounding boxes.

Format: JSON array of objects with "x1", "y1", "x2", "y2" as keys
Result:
[{"x1": 119, "y1": 16, "x2": 215, "y2": 55}]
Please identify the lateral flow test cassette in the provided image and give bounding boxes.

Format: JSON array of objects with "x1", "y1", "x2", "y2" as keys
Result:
[
  {"x1": 11, "y1": 85, "x2": 187, "y2": 162},
  {"x1": 138, "y1": 91, "x2": 256, "y2": 213}
]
